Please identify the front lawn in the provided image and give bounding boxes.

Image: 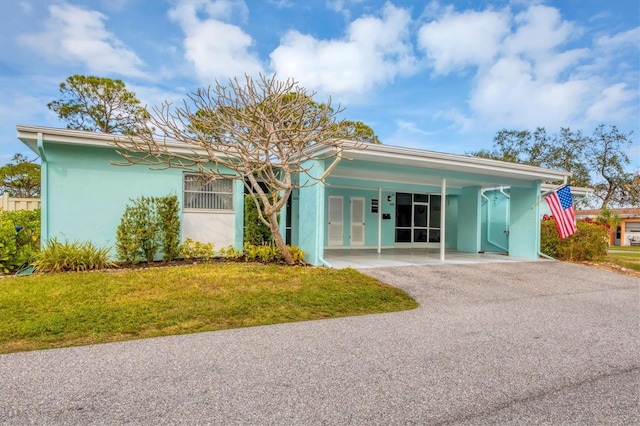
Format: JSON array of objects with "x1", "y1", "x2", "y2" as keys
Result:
[
  {"x1": 0, "y1": 263, "x2": 418, "y2": 354},
  {"x1": 605, "y1": 246, "x2": 640, "y2": 273}
]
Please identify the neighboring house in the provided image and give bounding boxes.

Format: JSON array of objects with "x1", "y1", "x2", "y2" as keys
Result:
[
  {"x1": 18, "y1": 125, "x2": 573, "y2": 266},
  {"x1": 1, "y1": 192, "x2": 41, "y2": 211},
  {"x1": 576, "y1": 208, "x2": 640, "y2": 246}
]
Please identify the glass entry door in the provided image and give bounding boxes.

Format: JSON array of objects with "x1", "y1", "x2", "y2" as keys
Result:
[{"x1": 395, "y1": 193, "x2": 441, "y2": 247}]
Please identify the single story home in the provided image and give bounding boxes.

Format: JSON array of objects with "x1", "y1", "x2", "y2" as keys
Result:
[
  {"x1": 18, "y1": 125, "x2": 575, "y2": 266},
  {"x1": 576, "y1": 208, "x2": 640, "y2": 246}
]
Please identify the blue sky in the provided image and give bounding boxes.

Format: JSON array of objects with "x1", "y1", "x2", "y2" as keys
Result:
[{"x1": 1, "y1": 0, "x2": 638, "y2": 171}]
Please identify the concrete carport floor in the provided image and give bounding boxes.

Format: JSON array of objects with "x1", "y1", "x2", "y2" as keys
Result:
[
  {"x1": 1, "y1": 261, "x2": 638, "y2": 425},
  {"x1": 323, "y1": 247, "x2": 532, "y2": 268}
]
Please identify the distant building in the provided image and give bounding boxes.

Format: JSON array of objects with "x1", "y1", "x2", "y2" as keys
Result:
[{"x1": 576, "y1": 208, "x2": 640, "y2": 246}]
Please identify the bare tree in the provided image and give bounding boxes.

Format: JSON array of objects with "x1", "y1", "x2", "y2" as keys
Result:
[{"x1": 114, "y1": 74, "x2": 363, "y2": 264}]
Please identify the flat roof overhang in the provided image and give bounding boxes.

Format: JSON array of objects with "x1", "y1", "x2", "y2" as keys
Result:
[
  {"x1": 314, "y1": 142, "x2": 572, "y2": 189},
  {"x1": 17, "y1": 125, "x2": 572, "y2": 188}
]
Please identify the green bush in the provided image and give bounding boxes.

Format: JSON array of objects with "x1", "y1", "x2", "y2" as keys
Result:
[
  {"x1": 116, "y1": 195, "x2": 181, "y2": 263},
  {"x1": 242, "y1": 243, "x2": 306, "y2": 265},
  {"x1": 218, "y1": 245, "x2": 243, "y2": 260},
  {"x1": 541, "y1": 218, "x2": 608, "y2": 261},
  {"x1": 156, "y1": 195, "x2": 181, "y2": 261},
  {"x1": 33, "y1": 238, "x2": 115, "y2": 273},
  {"x1": 180, "y1": 238, "x2": 216, "y2": 260},
  {"x1": 287, "y1": 245, "x2": 306, "y2": 264},
  {"x1": 244, "y1": 195, "x2": 273, "y2": 245},
  {"x1": 0, "y1": 209, "x2": 40, "y2": 274}
]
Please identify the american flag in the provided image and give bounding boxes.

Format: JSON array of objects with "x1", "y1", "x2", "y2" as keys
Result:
[{"x1": 545, "y1": 185, "x2": 577, "y2": 239}]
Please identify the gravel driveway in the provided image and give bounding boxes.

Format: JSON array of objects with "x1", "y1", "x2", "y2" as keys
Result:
[{"x1": 1, "y1": 261, "x2": 639, "y2": 425}]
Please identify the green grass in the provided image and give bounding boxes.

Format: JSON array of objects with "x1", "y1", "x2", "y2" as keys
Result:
[
  {"x1": 0, "y1": 263, "x2": 418, "y2": 354},
  {"x1": 606, "y1": 246, "x2": 640, "y2": 272}
]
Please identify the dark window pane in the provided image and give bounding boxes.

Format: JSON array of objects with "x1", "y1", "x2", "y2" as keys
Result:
[
  {"x1": 414, "y1": 204, "x2": 427, "y2": 227},
  {"x1": 414, "y1": 229, "x2": 428, "y2": 242},
  {"x1": 395, "y1": 229, "x2": 411, "y2": 242}
]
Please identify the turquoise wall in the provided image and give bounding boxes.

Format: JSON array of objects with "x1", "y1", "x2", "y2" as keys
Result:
[
  {"x1": 457, "y1": 187, "x2": 481, "y2": 253},
  {"x1": 324, "y1": 187, "x2": 397, "y2": 247},
  {"x1": 297, "y1": 160, "x2": 326, "y2": 265},
  {"x1": 508, "y1": 184, "x2": 541, "y2": 258},
  {"x1": 481, "y1": 189, "x2": 510, "y2": 252},
  {"x1": 445, "y1": 195, "x2": 458, "y2": 249},
  {"x1": 42, "y1": 143, "x2": 244, "y2": 256}
]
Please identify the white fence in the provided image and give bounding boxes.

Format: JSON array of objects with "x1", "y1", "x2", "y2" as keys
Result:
[{"x1": 1, "y1": 193, "x2": 41, "y2": 211}]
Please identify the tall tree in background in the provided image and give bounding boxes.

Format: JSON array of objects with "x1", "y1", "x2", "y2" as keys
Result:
[
  {"x1": 471, "y1": 125, "x2": 635, "y2": 208},
  {"x1": 0, "y1": 154, "x2": 41, "y2": 197},
  {"x1": 47, "y1": 75, "x2": 148, "y2": 135},
  {"x1": 114, "y1": 74, "x2": 365, "y2": 264},
  {"x1": 587, "y1": 125, "x2": 635, "y2": 207},
  {"x1": 338, "y1": 120, "x2": 381, "y2": 144}
]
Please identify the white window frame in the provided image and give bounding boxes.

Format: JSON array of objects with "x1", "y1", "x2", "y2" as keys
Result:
[{"x1": 183, "y1": 173, "x2": 234, "y2": 212}]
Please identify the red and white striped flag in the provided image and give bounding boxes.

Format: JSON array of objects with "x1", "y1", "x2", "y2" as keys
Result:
[{"x1": 545, "y1": 185, "x2": 577, "y2": 239}]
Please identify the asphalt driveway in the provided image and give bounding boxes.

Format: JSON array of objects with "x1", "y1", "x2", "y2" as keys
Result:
[{"x1": 1, "y1": 261, "x2": 639, "y2": 425}]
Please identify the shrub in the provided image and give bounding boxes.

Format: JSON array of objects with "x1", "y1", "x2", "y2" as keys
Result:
[
  {"x1": 180, "y1": 238, "x2": 215, "y2": 260},
  {"x1": 116, "y1": 195, "x2": 181, "y2": 263},
  {"x1": 0, "y1": 209, "x2": 40, "y2": 274},
  {"x1": 242, "y1": 243, "x2": 306, "y2": 264},
  {"x1": 244, "y1": 195, "x2": 272, "y2": 245},
  {"x1": 156, "y1": 195, "x2": 181, "y2": 261},
  {"x1": 33, "y1": 238, "x2": 115, "y2": 273},
  {"x1": 217, "y1": 245, "x2": 243, "y2": 260},
  {"x1": 287, "y1": 245, "x2": 306, "y2": 264},
  {"x1": 541, "y1": 217, "x2": 608, "y2": 261}
]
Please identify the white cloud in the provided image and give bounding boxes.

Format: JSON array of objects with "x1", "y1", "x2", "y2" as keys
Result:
[
  {"x1": 18, "y1": 3, "x2": 145, "y2": 77},
  {"x1": 585, "y1": 83, "x2": 636, "y2": 123},
  {"x1": 417, "y1": 7, "x2": 510, "y2": 74},
  {"x1": 503, "y1": 5, "x2": 578, "y2": 58},
  {"x1": 469, "y1": 57, "x2": 591, "y2": 129},
  {"x1": 270, "y1": 3, "x2": 416, "y2": 97},
  {"x1": 168, "y1": 0, "x2": 263, "y2": 82},
  {"x1": 417, "y1": 3, "x2": 637, "y2": 133}
]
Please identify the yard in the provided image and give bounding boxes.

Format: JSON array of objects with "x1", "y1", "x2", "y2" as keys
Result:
[
  {"x1": 0, "y1": 263, "x2": 418, "y2": 354},
  {"x1": 601, "y1": 245, "x2": 640, "y2": 275}
]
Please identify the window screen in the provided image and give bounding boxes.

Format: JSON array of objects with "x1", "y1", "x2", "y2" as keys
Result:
[{"x1": 183, "y1": 174, "x2": 233, "y2": 210}]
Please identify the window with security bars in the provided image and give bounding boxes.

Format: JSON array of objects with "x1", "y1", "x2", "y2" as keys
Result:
[{"x1": 183, "y1": 174, "x2": 233, "y2": 211}]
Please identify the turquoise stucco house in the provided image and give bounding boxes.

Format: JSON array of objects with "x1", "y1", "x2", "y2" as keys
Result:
[{"x1": 17, "y1": 125, "x2": 573, "y2": 266}]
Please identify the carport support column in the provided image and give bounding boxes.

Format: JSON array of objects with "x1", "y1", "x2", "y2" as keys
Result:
[
  {"x1": 377, "y1": 187, "x2": 382, "y2": 254},
  {"x1": 440, "y1": 178, "x2": 446, "y2": 261},
  {"x1": 297, "y1": 160, "x2": 326, "y2": 266}
]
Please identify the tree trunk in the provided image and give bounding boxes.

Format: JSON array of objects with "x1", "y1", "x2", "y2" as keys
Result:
[{"x1": 267, "y1": 211, "x2": 294, "y2": 265}]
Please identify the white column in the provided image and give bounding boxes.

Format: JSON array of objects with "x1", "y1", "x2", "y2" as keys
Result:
[
  {"x1": 440, "y1": 178, "x2": 446, "y2": 262},
  {"x1": 377, "y1": 187, "x2": 382, "y2": 254}
]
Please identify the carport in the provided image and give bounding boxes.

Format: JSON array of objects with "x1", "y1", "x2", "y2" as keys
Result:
[{"x1": 294, "y1": 142, "x2": 572, "y2": 266}]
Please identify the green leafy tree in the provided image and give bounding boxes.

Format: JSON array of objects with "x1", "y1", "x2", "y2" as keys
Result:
[
  {"x1": 0, "y1": 154, "x2": 40, "y2": 197},
  {"x1": 115, "y1": 74, "x2": 366, "y2": 264},
  {"x1": 47, "y1": 75, "x2": 149, "y2": 135},
  {"x1": 337, "y1": 120, "x2": 381, "y2": 144},
  {"x1": 471, "y1": 125, "x2": 635, "y2": 208},
  {"x1": 587, "y1": 125, "x2": 634, "y2": 207}
]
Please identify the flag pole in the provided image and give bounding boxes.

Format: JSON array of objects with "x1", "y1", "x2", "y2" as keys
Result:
[
  {"x1": 530, "y1": 183, "x2": 568, "y2": 209},
  {"x1": 530, "y1": 176, "x2": 569, "y2": 209}
]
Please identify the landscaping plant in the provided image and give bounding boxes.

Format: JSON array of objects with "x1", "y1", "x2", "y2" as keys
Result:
[
  {"x1": 541, "y1": 215, "x2": 608, "y2": 261},
  {"x1": 116, "y1": 195, "x2": 181, "y2": 263},
  {"x1": 33, "y1": 238, "x2": 115, "y2": 272},
  {"x1": 0, "y1": 209, "x2": 40, "y2": 274},
  {"x1": 244, "y1": 194, "x2": 272, "y2": 245}
]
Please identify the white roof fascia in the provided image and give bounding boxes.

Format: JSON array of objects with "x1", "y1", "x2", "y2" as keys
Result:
[
  {"x1": 16, "y1": 125, "x2": 226, "y2": 158},
  {"x1": 310, "y1": 140, "x2": 571, "y2": 182}
]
